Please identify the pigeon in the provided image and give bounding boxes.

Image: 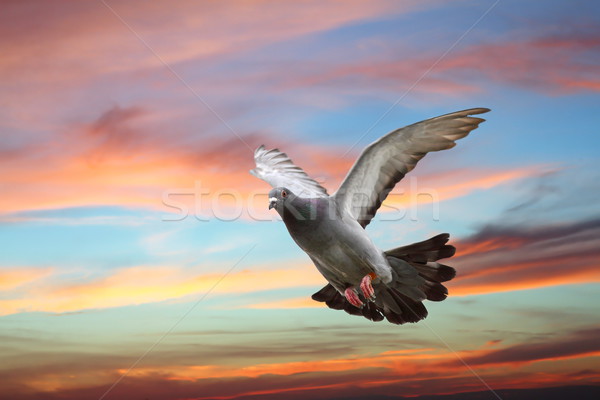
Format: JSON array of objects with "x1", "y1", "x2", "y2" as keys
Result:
[{"x1": 250, "y1": 108, "x2": 489, "y2": 324}]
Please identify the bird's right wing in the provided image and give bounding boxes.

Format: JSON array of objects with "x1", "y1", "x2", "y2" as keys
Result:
[
  {"x1": 250, "y1": 145, "x2": 329, "y2": 197},
  {"x1": 333, "y1": 108, "x2": 489, "y2": 227}
]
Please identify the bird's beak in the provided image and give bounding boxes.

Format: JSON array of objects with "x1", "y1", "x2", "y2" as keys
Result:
[{"x1": 268, "y1": 197, "x2": 278, "y2": 210}]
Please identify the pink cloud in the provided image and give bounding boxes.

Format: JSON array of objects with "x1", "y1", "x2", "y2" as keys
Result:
[
  {"x1": 0, "y1": 0, "x2": 427, "y2": 88},
  {"x1": 277, "y1": 31, "x2": 600, "y2": 96},
  {"x1": 0, "y1": 102, "x2": 533, "y2": 216}
]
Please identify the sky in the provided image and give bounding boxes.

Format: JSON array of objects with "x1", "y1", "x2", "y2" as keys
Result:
[{"x1": 1, "y1": 0, "x2": 599, "y2": 399}]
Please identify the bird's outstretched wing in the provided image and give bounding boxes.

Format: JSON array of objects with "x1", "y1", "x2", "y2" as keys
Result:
[
  {"x1": 250, "y1": 145, "x2": 328, "y2": 197},
  {"x1": 334, "y1": 108, "x2": 490, "y2": 227}
]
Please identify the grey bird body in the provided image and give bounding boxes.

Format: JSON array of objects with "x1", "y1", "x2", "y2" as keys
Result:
[
  {"x1": 277, "y1": 195, "x2": 392, "y2": 293},
  {"x1": 252, "y1": 108, "x2": 490, "y2": 324}
]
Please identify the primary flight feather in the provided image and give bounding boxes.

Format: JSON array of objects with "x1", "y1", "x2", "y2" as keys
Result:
[{"x1": 251, "y1": 108, "x2": 490, "y2": 324}]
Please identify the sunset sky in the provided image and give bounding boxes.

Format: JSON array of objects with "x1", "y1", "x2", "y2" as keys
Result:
[{"x1": 1, "y1": 0, "x2": 599, "y2": 399}]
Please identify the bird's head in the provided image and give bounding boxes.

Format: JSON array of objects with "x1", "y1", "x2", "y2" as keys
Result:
[{"x1": 268, "y1": 187, "x2": 293, "y2": 210}]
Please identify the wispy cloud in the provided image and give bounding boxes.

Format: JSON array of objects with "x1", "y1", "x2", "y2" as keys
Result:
[
  {"x1": 0, "y1": 101, "x2": 535, "y2": 217},
  {"x1": 3, "y1": 327, "x2": 598, "y2": 400},
  {"x1": 450, "y1": 218, "x2": 600, "y2": 296},
  {"x1": 0, "y1": 262, "x2": 324, "y2": 316},
  {"x1": 442, "y1": 327, "x2": 600, "y2": 367},
  {"x1": 0, "y1": 0, "x2": 427, "y2": 127},
  {"x1": 278, "y1": 28, "x2": 600, "y2": 96},
  {"x1": 0, "y1": 267, "x2": 52, "y2": 291}
]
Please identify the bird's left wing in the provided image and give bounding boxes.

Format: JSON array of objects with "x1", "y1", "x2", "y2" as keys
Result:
[
  {"x1": 250, "y1": 145, "x2": 328, "y2": 197},
  {"x1": 333, "y1": 108, "x2": 489, "y2": 227}
]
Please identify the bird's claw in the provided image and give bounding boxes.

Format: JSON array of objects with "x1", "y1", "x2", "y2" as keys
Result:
[
  {"x1": 344, "y1": 287, "x2": 364, "y2": 308},
  {"x1": 360, "y1": 273, "x2": 377, "y2": 302},
  {"x1": 344, "y1": 273, "x2": 377, "y2": 308}
]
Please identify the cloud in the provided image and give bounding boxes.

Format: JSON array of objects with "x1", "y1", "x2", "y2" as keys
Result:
[
  {"x1": 1, "y1": 0, "x2": 421, "y2": 77},
  {"x1": 15, "y1": 205, "x2": 596, "y2": 316},
  {"x1": 444, "y1": 327, "x2": 600, "y2": 367},
  {"x1": 0, "y1": 100, "x2": 534, "y2": 217},
  {"x1": 0, "y1": 267, "x2": 52, "y2": 291},
  {"x1": 279, "y1": 28, "x2": 600, "y2": 96},
  {"x1": 378, "y1": 167, "x2": 537, "y2": 214},
  {"x1": 83, "y1": 105, "x2": 147, "y2": 162},
  {"x1": 3, "y1": 0, "x2": 574, "y2": 219},
  {"x1": 2, "y1": 336, "x2": 599, "y2": 400},
  {"x1": 437, "y1": 33, "x2": 600, "y2": 94},
  {"x1": 0, "y1": 104, "x2": 261, "y2": 213},
  {"x1": 0, "y1": 0, "x2": 427, "y2": 124},
  {"x1": 449, "y1": 217, "x2": 600, "y2": 296},
  {"x1": 245, "y1": 297, "x2": 320, "y2": 310},
  {"x1": 428, "y1": 168, "x2": 600, "y2": 297},
  {"x1": 0, "y1": 261, "x2": 324, "y2": 316}
]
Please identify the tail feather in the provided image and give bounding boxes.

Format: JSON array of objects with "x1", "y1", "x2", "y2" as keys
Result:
[
  {"x1": 311, "y1": 233, "x2": 457, "y2": 325},
  {"x1": 312, "y1": 285, "x2": 348, "y2": 311},
  {"x1": 362, "y1": 301, "x2": 385, "y2": 322},
  {"x1": 311, "y1": 283, "x2": 336, "y2": 302},
  {"x1": 385, "y1": 233, "x2": 456, "y2": 304},
  {"x1": 423, "y1": 281, "x2": 449, "y2": 302},
  {"x1": 391, "y1": 282, "x2": 427, "y2": 302},
  {"x1": 413, "y1": 262, "x2": 456, "y2": 283},
  {"x1": 379, "y1": 287, "x2": 428, "y2": 324},
  {"x1": 374, "y1": 286, "x2": 403, "y2": 314},
  {"x1": 386, "y1": 233, "x2": 456, "y2": 262},
  {"x1": 392, "y1": 289, "x2": 428, "y2": 323},
  {"x1": 387, "y1": 257, "x2": 427, "y2": 287},
  {"x1": 312, "y1": 282, "x2": 431, "y2": 325}
]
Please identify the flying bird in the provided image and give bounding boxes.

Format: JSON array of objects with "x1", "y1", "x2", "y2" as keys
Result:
[{"x1": 251, "y1": 108, "x2": 489, "y2": 324}]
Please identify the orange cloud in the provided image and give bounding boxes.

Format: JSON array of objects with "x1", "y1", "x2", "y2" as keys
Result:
[
  {"x1": 0, "y1": 105, "x2": 535, "y2": 219},
  {"x1": 448, "y1": 218, "x2": 600, "y2": 296},
  {"x1": 169, "y1": 335, "x2": 598, "y2": 399},
  {"x1": 1, "y1": 0, "x2": 445, "y2": 218},
  {"x1": 3, "y1": 318, "x2": 600, "y2": 400},
  {"x1": 20, "y1": 338, "x2": 599, "y2": 400},
  {"x1": 0, "y1": 262, "x2": 324, "y2": 316},
  {"x1": 380, "y1": 167, "x2": 536, "y2": 211},
  {"x1": 452, "y1": 265, "x2": 600, "y2": 297},
  {"x1": 123, "y1": 347, "x2": 445, "y2": 382},
  {"x1": 0, "y1": 267, "x2": 52, "y2": 291}
]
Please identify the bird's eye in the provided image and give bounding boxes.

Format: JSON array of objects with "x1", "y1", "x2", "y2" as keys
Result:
[{"x1": 281, "y1": 190, "x2": 287, "y2": 198}]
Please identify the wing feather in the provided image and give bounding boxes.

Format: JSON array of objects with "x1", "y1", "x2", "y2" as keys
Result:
[
  {"x1": 334, "y1": 108, "x2": 490, "y2": 227},
  {"x1": 250, "y1": 145, "x2": 328, "y2": 197}
]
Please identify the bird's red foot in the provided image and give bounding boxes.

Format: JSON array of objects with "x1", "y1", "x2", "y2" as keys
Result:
[
  {"x1": 344, "y1": 287, "x2": 364, "y2": 308},
  {"x1": 360, "y1": 272, "x2": 377, "y2": 301}
]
